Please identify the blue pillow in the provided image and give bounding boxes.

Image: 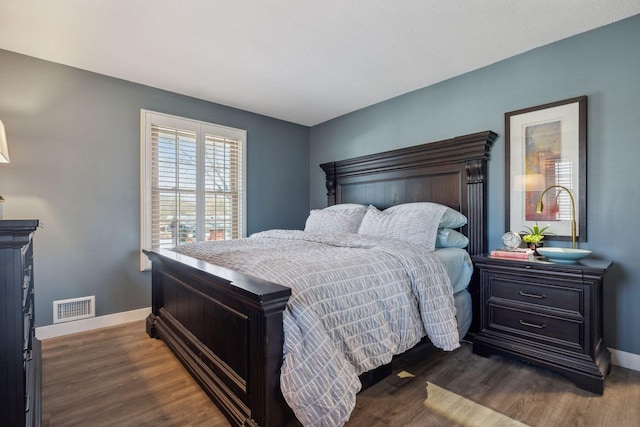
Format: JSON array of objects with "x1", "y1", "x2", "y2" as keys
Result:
[{"x1": 435, "y1": 228, "x2": 469, "y2": 248}]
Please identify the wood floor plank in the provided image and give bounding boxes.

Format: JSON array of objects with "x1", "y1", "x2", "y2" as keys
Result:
[
  {"x1": 41, "y1": 321, "x2": 230, "y2": 427},
  {"x1": 42, "y1": 321, "x2": 640, "y2": 426}
]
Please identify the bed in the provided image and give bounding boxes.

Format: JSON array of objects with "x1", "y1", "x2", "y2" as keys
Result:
[{"x1": 144, "y1": 130, "x2": 497, "y2": 427}]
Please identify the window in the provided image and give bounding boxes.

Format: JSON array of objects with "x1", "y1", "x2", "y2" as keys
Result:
[{"x1": 140, "y1": 110, "x2": 246, "y2": 270}]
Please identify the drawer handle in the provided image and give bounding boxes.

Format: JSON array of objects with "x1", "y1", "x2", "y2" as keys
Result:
[
  {"x1": 519, "y1": 291, "x2": 546, "y2": 299},
  {"x1": 520, "y1": 320, "x2": 546, "y2": 329}
]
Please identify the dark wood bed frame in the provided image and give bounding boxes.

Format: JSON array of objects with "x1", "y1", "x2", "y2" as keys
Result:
[{"x1": 144, "y1": 130, "x2": 497, "y2": 427}]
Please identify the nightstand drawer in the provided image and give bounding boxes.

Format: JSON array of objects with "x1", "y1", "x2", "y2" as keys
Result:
[
  {"x1": 489, "y1": 275, "x2": 583, "y2": 315},
  {"x1": 489, "y1": 305, "x2": 583, "y2": 349}
]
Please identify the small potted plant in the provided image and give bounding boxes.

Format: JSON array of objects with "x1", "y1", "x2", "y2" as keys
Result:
[{"x1": 521, "y1": 223, "x2": 555, "y2": 254}]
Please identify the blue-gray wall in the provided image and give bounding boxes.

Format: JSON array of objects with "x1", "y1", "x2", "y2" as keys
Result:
[
  {"x1": 0, "y1": 50, "x2": 310, "y2": 327},
  {"x1": 310, "y1": 15, "x2": 640, "y2": 355}
]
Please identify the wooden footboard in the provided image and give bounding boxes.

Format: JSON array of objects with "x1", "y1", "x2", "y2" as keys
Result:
[{"x1": 144, "y1": 249, "x2": 293, "y2": 427}]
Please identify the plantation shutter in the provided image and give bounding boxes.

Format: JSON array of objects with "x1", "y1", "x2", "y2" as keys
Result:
[
  {"x1": 150, "y1": 126, "x2": 197, "y2": 248},
  {"x1": 141, "y1": 110, "x2": 246, "y2": 270},
  {"x1": 204, "y1": 134, "x2": 243, "y2": 241}
]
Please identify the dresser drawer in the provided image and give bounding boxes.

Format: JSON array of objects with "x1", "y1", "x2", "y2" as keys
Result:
[
  {"x1": 488, "y1": 274, "x2": 583, "y2": 315},
  {"x1": 489, "y1": 305, "x2": 583, "y2": 350},
  {"x1": 25, "y1": 354, "x2": 35, "y2": 420},
  {"x1": 24, "y1": 310, "x2": 34, "y2": 352},
  {"x1": 23, "y1": 291, "x2": 34, "y2": 351},
  {"x1": 22, "y1": 265, "x2": 33, "y2": 307}
]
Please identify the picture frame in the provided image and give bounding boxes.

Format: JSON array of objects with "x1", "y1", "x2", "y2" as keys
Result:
[{"x1": 505, "y1": 96, "x2": 587, "y2": 242}]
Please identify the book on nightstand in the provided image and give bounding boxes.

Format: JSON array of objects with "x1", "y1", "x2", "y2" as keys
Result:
[{"x1": 490, "y1": 248, "x2": 535, "y2": 260}]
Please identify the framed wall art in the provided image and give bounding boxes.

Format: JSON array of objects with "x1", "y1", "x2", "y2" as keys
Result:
[{"x1": 505, "y1": 96, "x2": 587, "y2": 242}]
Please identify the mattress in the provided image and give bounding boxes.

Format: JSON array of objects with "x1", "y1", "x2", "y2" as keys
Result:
[
  {"x1": 453, "y1": 289, "x2": 472, "y2": 339},
  {"x1": 432, "y1": 248, "x2": 473, "y2": 339},
  {"x1": 433, "y1": 247, "x2": 473, "y2": 293}
]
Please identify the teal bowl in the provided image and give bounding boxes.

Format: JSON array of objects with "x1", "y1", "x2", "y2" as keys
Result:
[{"x1": 537, "y1": 247, "x2": 592, "y2": 264}]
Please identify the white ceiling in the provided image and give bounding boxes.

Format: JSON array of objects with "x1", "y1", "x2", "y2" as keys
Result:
[{"x1": 1, "y1": 1, "x2": 639, "y2": 126}]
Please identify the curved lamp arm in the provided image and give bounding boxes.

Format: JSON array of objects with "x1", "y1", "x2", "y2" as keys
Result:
[{"x1": 536, "y1": 185, "x2": 577, "y2": 248}]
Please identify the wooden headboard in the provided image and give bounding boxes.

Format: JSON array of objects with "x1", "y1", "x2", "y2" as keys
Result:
[{"x1": 320, "y1": 130, "x2": 497, "y2": 256}]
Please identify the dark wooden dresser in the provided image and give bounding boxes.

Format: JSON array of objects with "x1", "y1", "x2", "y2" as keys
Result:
[
  {"x1": 0, "y1": 220, "x2": 40, "y2": 426},
  {"x1": 472, "y1": 254, "x2": 611, "y2": 394}
]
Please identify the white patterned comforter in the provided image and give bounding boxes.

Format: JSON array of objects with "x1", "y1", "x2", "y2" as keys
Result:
[{"x1": 173, "y1": 230, "x2": 459, "y2": 427}]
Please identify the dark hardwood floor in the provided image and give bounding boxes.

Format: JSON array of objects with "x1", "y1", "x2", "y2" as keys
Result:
[
  {"x1": 41, "y1": 321, "x2": 640, "y2": 426},
  {"x1": 349, "y1": 340, "x2": 640, "y2": 426},
  {"x1": 41, "y1": 321, "x2": 230, "y2": 426}
]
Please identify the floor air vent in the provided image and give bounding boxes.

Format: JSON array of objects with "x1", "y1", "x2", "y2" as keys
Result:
[{"x1": 53, "y1": 296, "x2": 96, "y2": 324}]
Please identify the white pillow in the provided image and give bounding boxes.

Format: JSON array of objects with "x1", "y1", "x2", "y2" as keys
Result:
[
  {"x1": 357, "y1": 205, "x2": 445, "y2": 249},
  {"x1": 436, "y1": 228, "x2": 469, "y2": 248},
  {"x1": 384, "y1": 202, "x2": 467, "y2": 228},
  {"x1": 323, "y1": 203, "x2": 367, "y2": 210},
  {"x1": 304, "y1": 206, "x2": 367, "y2": 233}
]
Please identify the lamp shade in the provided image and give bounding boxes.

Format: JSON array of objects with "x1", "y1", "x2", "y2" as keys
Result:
[{"x1": 0, "y1": 119, "x2": 9, "y2": 163}]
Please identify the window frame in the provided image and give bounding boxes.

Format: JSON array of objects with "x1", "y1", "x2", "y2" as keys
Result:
[{"x1": 140, "y1": 110, "x2": 247, "y2": 270}]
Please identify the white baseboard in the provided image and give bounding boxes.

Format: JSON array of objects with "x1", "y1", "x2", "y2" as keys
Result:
[
  {"x1": 35, "y1": 307, "x2": 151, "y2": 340},
  {"x1": 609, "y1": 348, "x2": 640, "y2": 372}
]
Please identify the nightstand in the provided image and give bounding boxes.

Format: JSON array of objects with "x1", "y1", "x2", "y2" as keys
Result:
[{"x1": 471, "y1": 254, "x2": 611, "y2": 394}]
